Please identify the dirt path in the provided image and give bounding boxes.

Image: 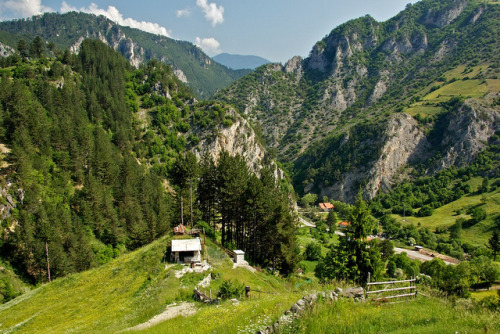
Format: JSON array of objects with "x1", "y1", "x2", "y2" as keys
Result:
[
  {"x1": 233, "y1": 260, "x2": 256, "y2": 273},
  {"x1": 123, "y1": 302, "x2": 197, "y2": 331}
]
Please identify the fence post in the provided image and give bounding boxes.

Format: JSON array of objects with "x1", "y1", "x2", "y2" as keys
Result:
[{"x1": 366, "y1": 272, "x2": 371, "y2": 299}]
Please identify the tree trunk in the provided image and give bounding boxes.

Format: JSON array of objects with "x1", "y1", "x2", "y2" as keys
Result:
[
  {"x1": 190, "y1": 181, "x2": 193, "y2": 228},
  {"x1": 180, "y1": 192, "x2": 184, "y2": 226}
]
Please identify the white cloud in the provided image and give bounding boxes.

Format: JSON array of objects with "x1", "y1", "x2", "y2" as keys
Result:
[
  {"x1": 196, "y1": 0, "x2": 224, "y2": 26},
  {"x1": 176, "y1": 8, "x2": 191, "y2": 18},
  {"x1": 60, "y1": 1, "x2": 171, "y2": 37},
  {"x1": 2, "y1": 0, "x2": 52, "y2": 17},
  {"x1": 195, "y1": 37, "x2": 221, "y2": 55}
]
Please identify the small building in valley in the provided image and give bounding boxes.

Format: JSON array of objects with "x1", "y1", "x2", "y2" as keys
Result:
[
  {"x1": 171, "y1": 238, "x2": 202, "y2": 264},
  {"x1": 319, "y1": 202, "x2": 334, "y2": 212},
  {"x1": 338, "y1": 221, "x2": 350, "y2": 229}
]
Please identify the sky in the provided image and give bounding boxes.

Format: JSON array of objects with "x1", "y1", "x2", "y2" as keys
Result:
[{"x1": 0, "y1": 0, "x2": 419, "y2": 63}]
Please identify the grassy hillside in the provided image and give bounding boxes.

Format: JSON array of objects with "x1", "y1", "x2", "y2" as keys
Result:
[
  {"x1": 0, "y1": 236, "x2": 308, "y2": 333},
  {"x1": 279, "y1": 294, "x2": 500, "y2": 333},
  {"x1": 404, "y1": 63, "x2": 500, "y2": 118},
  {"x1": 390, "y1": 177, "x2": 499, "y2": 246}
]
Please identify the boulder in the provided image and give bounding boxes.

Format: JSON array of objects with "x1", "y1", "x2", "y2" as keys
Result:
[
  {"x1": 341, "y1": 287, "x2": 364, "y2": 298},
  {"x1": 291, "y1": 304, "x2": 303, "y2": 313}
]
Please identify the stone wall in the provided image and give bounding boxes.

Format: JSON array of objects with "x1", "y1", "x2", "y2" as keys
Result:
[{"x1": 257, "y1": 287, "x2": 364, "y2": 334}]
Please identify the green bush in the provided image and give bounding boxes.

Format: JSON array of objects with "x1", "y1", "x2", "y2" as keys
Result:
[
  {"x1": 217, "y1": 279, "x2": 244, "y2": 299},
  {"x1": 304, "y1": 242, "x2": 322, "y2": 261}
]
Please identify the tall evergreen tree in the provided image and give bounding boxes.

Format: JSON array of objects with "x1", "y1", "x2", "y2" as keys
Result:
[
  {"x1": 316, "y1": 192, "x2": 382, "y2": 283},
  {"x1": 488, "y1": 230, "x2": 500, "y2": 261}
]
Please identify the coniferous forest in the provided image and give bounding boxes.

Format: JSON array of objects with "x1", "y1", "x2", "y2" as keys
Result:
[{"x1": 0, "y1": 39, "x2": 299, "y2": 287}]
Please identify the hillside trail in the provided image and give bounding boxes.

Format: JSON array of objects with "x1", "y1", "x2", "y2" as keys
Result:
[{"x1": 122, "y1": 302, "x2": 197, "y2": 331}]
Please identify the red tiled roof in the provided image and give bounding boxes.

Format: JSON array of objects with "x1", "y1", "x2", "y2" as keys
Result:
[
  {"x1": 319, "y1": 203, "x2": 334, "y2": 210},
  {"x1": 338, "y1": 221, "x2": 350, "y2": 227}
]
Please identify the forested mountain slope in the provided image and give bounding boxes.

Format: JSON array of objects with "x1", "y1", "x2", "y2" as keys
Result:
[
  {"x1": 216, "y1": 0, "x2": 500, "y2": 202},
  {"x1": 0, "y1": 12, "x2": 249, "y2": 97},
  {"x1": 0, "y1": 39, "x2": 296, "y2": 300}
]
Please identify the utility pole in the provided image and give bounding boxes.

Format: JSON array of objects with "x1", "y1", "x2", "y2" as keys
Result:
[{"x1": 45, "y1": 241, "x2": 51, "y2": 282}]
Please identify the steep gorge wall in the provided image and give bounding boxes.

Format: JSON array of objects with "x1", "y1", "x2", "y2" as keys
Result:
[{"x1": 317, "y1": 97, "x2": 500, "y2": 202}]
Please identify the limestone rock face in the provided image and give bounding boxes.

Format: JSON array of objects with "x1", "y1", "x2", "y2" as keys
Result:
[
  {"x1": 364, "y1": 114, "x2": 428, "y2": 199},
  {"x1": 320, "y1": 97, "x2": 500, "y2": 202},
  {"x1": 0, "y1": 42, "x2": 14, "y2": 57},
  {"x1": 174, "y1": 69, "x2": 188, "y2": 84},
  {"x1": 423, "y1": 0, "x2": 467, "y2": 28},
  {"x1": 192, "y1": 107, "x2": 279, "y2": 176},
  {"x1": 432, "y1": 100, "x2": 500, "y2": 170}
]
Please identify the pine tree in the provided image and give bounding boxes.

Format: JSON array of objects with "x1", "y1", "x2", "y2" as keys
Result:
[
  {"x1": 17, "y1": 39, "x2": 28, "y2": 59},
  {"x1": 326, "y1": 210, "x2": 337, "y2": 233},
  {"x1": 316, "y1": 191, "x2": 381, "y2": 283},
  {"x1": 488, "y1": 230, "x2": 500, "y2": 261}
]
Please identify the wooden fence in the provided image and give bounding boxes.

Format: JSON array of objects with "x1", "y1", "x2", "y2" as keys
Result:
[{"x1": 365, "y1": 274, "x2": 417, "y2": 303}]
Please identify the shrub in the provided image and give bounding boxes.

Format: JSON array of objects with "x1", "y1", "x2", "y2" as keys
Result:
[
  {"x1": 217, "y1": 280, "x2": 245, "y2": 299},
  {"x1": 417, "y1": 205, "x2": 434, "y2": 217}
]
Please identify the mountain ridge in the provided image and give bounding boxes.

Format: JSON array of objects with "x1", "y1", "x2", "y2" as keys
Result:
[
  {"x1": 213, "y1": 53, "x2": 271, "y2": 70},
  {"x1": 215, "y1": 0, "x2": 500, "y2": 202},
  {"x1": 0, "y1": 12, "x2": 250, "y2": 98}
]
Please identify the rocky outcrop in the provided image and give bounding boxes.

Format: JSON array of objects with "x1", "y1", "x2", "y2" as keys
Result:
[
  {"x1": 422, "y1": 0, "x2": 467, "y2": 28},
  {"x1": 432, "y1": 99, "x2": 500, "y2": 171},
  {"x1": 364, "y1": 114, "x2": 428, "y2": 199},
  {"x1": 193, "y1": 108, "x2": 266, "y2": 172},
  {"x1": 321, "y1": 97, "x2": 500, "y2": 202},
  {"x1": 0, "y1": 42, "x2": 14, "y2": 58},
  {"x1": 284, "y1": 56, "x2": 303, "y2": 81},
  {"x1": 174, "y1": 69, "x2": 188, "y2": 84}
]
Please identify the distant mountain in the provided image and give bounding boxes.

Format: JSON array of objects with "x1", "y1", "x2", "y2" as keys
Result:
[
  {"x1": 0, "y1": 12, "x2": 250, "y2": 97},
  {"x1": 216, "y1": 0, "x2": 500, "y2": 202},
  {"x1": 213, "y1": 53, "x2": 270, "y2": 70}
]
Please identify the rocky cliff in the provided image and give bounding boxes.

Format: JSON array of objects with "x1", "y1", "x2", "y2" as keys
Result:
[
  {"x1": 192, "y1": 107, "x2": 267, "y2": 173},
  {"x1": 216, "y1": 0, "x2": 500, "y2": 202}
]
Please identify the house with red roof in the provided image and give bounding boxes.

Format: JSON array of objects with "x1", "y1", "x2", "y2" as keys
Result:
[
  {"x1": 319, "y1": 202, "x2": 334, "y2": 212},
  {"x1": 338, "y1": 221, "x2": 351, "y2": 229}
]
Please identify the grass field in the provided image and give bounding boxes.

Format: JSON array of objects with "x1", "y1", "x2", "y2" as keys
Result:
[
  {"x1": 403, "y1": 62, "x2": 499, "y2": 118},
  {"x1": 0, "y1": 236, "x2": 309, "y2": 333},
  {"x1": 279, "y1": 294, "x2": 500, "y2": 333},
  {"x1": 471, "y1": 289, "x2": 499, "y2": 301},
  {"x1": 390, "y1": 177, "x2": 499, "y2": 246},
  {"x1": 424, "y1": 80, "x2": 490, "y2": 102},
  {"x1": 404, "y1": 105, "x2": 443, "y2": 118}
]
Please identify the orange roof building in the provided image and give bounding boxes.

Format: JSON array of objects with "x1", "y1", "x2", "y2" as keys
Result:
[
  {"x1": 338, "y1": 221, "x2": 350, "y2": 228},
  {"x1": 319, "y1": 202, "x2": 334, "y2": 211}
]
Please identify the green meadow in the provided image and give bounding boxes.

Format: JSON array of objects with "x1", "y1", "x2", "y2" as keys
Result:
[
  {"x1": 391, "y1": 177, "x2": 499, "y2": 246},
  {"x1": 0, "y1": 237, "x2": 309, "y2": 334},
  {"x1": 279, "y1": 294, "x2": 500, "y2": 333}
]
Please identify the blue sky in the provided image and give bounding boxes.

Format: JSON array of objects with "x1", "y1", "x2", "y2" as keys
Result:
[{"x1": 0, "y1": 0, "x2": 418, "y2": 63}]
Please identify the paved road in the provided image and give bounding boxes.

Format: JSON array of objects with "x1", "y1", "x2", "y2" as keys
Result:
[
  {"x1": 394, "y1": 247, "x2": 456, "y2": 265},
  {"x1": 299, "y1": 215, "x2": 316, "y2": 227},
  {"x1": 299, "y1": 216, "x2": 456, "y2": 265}
]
